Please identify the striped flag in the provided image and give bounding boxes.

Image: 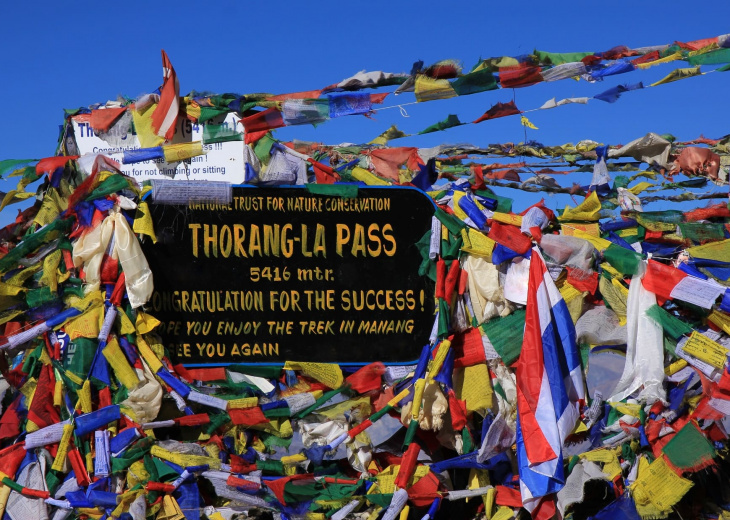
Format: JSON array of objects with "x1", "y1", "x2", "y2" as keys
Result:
[
  {"x1": 515, "y1": 247, "x2": 585, "y2": 517},
  {"x1": 151, "y1": 50, "x2": 180, "y2": 142}
]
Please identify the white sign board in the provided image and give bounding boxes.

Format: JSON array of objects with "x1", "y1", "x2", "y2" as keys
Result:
[{"x1": 71, "y1": 112, "x2": 245, "y2": 183}]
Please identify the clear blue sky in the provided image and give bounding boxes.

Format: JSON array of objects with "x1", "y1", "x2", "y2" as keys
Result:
[{"x1": 1, "y1": 0, "x2": 728, "y2": 222}]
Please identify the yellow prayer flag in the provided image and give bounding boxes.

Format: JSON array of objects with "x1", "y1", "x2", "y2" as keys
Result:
[
  {"x1": 636, "y1": 51, "x2": 683, "y2": 70},
  {"x1": 350, "y1": 166, "x2": 391, "y2": 186},
  {"x1": 650, "y1": 66, "x2": 702, "y2": 87},
  {"x1": 628, "y1": 181, "x2": 654, "y2": 195},
  {"x1": 317, "y1": 396, "x2": 371, "y2": 420},
  {"x1": 709, "y1": 310, "x2": 730, "y2": 336},
  {"x1": 163, "y1": 141, "x2": 204, "y2": 163},
  {"x1": 133, "y1": 201, "x2": 157, "y2": 243},
  {"x1": 460, "y1": 228, "x2": 496, "y2": 259},
  {"x1": 608, "y1": 401, "x2": 642, "y2": 418},
  {"x1": 688, "y1": 238, "x2": 730, "y2": 262},
  {"x1": 520, "y1": 115, "x2": 538, "y2": 130},
  {"x1": 283, "y1": 361, "x2": 343, "y2": 389},
  {"x1": 51, "y1": 423, "x2": 74, "y2": 471},
  {"x1": 683, "y1": 331, "x2": 729, "y2": 369},
  {"x1": 568, "y1": 227, "x2": 613, "y2": 251},
  {"x1": 0, "y1": 190, "x2": 35, "y2": 212},
  {"x1": 131, "y1": 103, "x2": 164, "y2": 149},
  {"x1": 427, "y1": 340, "x2": 451, "y2": 381},
  {"x1": 103, "y1": 337, "x2": 141, "y2": 389},
  {"x1": 631, "y1": 456, "x2": 693, "y2": 518},
  {"x1": 561, "y1": 222, "x2": 600, "y2": 237},
  {"x1": 414, "y1": 75, "x2": 458, "y2": 103},
  {"x1": 64, "y1": 305, "x2": 103, "y2": 340},
  {"x1": 53, "y1": 380, "x2": 63, "y2": 407},
  {"x1": 665, "y1": 359, "x2": 688, "y2": 376},
  {"x1": 182, "y1": 98, "x2": 201, "y2": 121},
  {"x1": 40, "y1": 250, "x2": 63, "y2": 293},
  {"x1": 411, "y1": 378, "x2": 427, "y2": 421},
  {"x1": 455, "y1": 364, "x2": 493, "y2": 416},
  {"x1": 227, "y1": 397, "x2": 259, "y2": 409},
  {"x1": 558, "y1": 191, "x2": 602, "y2": 222},
  {"x1": 117, "y1": 307, "x2": 136, "y2": 335},
  {"x1": 616, "y1": 227, "x2": 639, "y2": 238},
  {"x1": 77, "y1": 380, "x2": 93, "y2": 414},
  {"x1": 136, "y1": 335, "x2": 163, "y2": 374},
  {"x1": 20, "y1": 377, "x2": 37, "y2": 410},
  {"x1": 159, "y1": 495, "x2": 186, "y2": 520},
  {"x1": 491, "y1": 212, "x2": 522, "y2": 227},
  {"x1": 150, "y1": 446, "x2": 221, "y2": 470},
  {"x1": 136, "y1": 311, "x2": 161, "y2": 334}
]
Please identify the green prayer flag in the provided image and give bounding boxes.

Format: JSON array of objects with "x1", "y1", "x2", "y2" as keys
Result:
[
  {"x1": 305, "y1": 184, "x2": 358, "y2": 199},
  {"x1": 0, "y1": 218, "x2": 72, "y2": 273},
  {"x1": 678, "y1": 222, "x2": 725, "y2": 243},
  {"x1": 199, "y1": 106, "x2": 231, "y2": 123},
  {"x1": 481, "y1": 308, "x2": 526, "y2": 366},
  {"x1": 418, "y1": 114, "x2": 463, "y2": 135},
  {"x1": 603, "y1": 243, "x2": 641, "y2": 276},
  {"x1": 475, "y1": 188, "x2": 512, "y2": 213},
  {"x1": 64, "y1": 337, "x2": 98, "y2": 382},
  {"x1": 0, "y1": 159, "x2": 37, "y2": 177},
  {"x1": 256, "y1": 459, "x2": 285, "y2": 475},
  {"x1": 434, "y1": 208, "x2": 466, "y2": 235},
  {"x1": 367, "y1": 493, "x2": 393, "y2": 508},
  {"x1": 645, "y1": 304, "x2": 693, "y2": 340},
  {"x1": 451, "y1": 68, "x2": 498, "y2": 96},
  {"x1": 663, "y1": 422, "x2": 715, "y2": 472},
  {"x1": 535, "y1": 50, "x2": 594, "y2": 65},
  {"x1": 26, "y1": 287, "x2": 57, "y2": 309},
  {"x1": 687, "y1": 47, "x2": 730, "y2": 66},
  {"x1": 203, "y1": 123, "x2": 243, "y2": 144},
  {"x1": 254, "y1": 134, "x2": 276, "y2": 165},
  {"x1": 85, "y1": 175, "x2": 133, "y2": 202},
  {"x1": 437, "y1": 299, "x2": 450, "y2": 337}
]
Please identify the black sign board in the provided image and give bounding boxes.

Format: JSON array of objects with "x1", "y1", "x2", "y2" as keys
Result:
[{"x1": 142, "y1": 187, "x2": 436, "y2": 365}]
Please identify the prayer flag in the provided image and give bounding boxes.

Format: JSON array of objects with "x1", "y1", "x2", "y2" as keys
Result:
[
  {"x1": 151, "y1": 50, "x2": 180, "y2": 142},
  {"x1": 515, "y1": 248, "x2": 584, "y2": 512}
]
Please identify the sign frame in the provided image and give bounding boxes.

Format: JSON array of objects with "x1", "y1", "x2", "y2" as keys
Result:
[{"x1": 142, "y1": 184, "x2": 437, "y2": 367}]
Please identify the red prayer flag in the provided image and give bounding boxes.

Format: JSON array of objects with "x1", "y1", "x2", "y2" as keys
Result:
[
  {"x1": 228, "y1": 407, "x2": 269, "y2": 426},
  {"x1": 488, "y1": 221, "x2": 532, "y2": 254},
  {"x1": 452, "y1": 328, "x2": 486, "y2": 368},
  {"x1": 496, "y1": 485, "x2": 523, "y2": 507},
  {"x1": 151, "y1": 50, "x2": 180, "y2": 142},
  {"x1": 641, "y1": 260, "x2": 687, "y2": 302},
  {"x1": 473, "y1": 101, "x2": 521, "y2": 124},
  {"x1": 472, "y1": 165, "x2": 486, "y2": 190},
  {"x1": 27, "y1": 364, "x2": 60, "y2": 429},
  {"x1": 267, "y1": 89, "x2": 323, "y2": 101},
  {"x1": 307, "y1": 159, "x2": 340, "y2": 184},
  {"x1": 370, "y1": 147, "x2": 423, "y2": 181},
  {"x1": 394, "y1": 442, "x2": 420, "y2": 489},
  {"x1": 36, "y1": 156, "x2": 79, "y2": 176},
  {"x1": 447, "y1": 390, "x2": 467, "y2": 430},
  {"x1": 89, "y1": 107, "x2": 127, "y2": 132},
  {"x1": 406, "y1": 472, "x2": 441, "y2": 508},
  {"x1": 444, "y1": 260, "x2": 461, "y2": 303},
  {"x1": 498, "y1": 65, "x2": 542, "y2": 88},
  {"x1": 242, "y1": 108, "x2": 286, "y2": 134},
  {"x1": 0, "y1": 443, "x2": 27, "y2": 478},
  {"x1": 345, "y1": 362, "x2": 386, "y2": 394}
]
